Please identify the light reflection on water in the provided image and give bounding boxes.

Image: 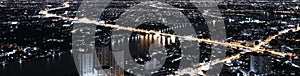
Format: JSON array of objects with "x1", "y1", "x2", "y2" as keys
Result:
[
  {"x1": 0, "y1": 53, "x2": 78, "y2": 76},
  {"x1": 130, "y1": 33, "x2": 177, "y2": 56}
]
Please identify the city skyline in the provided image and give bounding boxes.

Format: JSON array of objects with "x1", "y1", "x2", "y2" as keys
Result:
[{"x1": 1, "y1": 0, "x2": 300, "y2": 76}]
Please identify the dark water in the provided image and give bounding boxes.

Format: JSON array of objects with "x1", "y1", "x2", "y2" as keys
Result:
[{"x1": 0, "y1": 54, "x2": 78, "y2": 76}]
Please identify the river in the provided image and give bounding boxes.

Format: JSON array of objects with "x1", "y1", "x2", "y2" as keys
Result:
[{"x1": 0, "y1": 54, "x2": 78, "y2": 76}]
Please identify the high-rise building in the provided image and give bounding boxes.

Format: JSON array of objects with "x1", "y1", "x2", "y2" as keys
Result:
[
  {"x1": 96, "y1": 46, "x2": 111, "y2": 67},
  {"x1": 78, "y1": 51, "x2": 94, "y2": 76},
  {"x1": 249, "y1": 55, "x2": 272, "y2": 75},
  {"x1": 145, "y1": 58, "x2": 160, "y2": 71},
  {"x1": 96, "y1": 45, "x2": 124, "y2": 76}
]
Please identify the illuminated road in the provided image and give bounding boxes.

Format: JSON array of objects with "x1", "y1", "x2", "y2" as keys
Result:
[
  {"x1": 255, "y1": 25, "x2": 300, "y2": 49},
  {"x1": 149, "y1": 3, "x2": 223, "y2": 19},
  {"x1": 39, "y1": 2, "x2": 297, "y2": 57},
  {"x1": 39, "y1": 2, "x2": 300, "y2": 76},
  {"x1": 286, "y1": 38, "x2": 300, "y2": 42}
]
